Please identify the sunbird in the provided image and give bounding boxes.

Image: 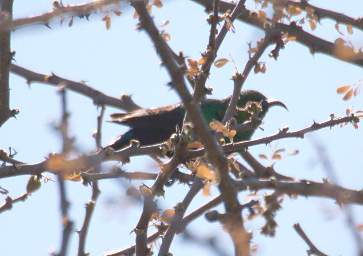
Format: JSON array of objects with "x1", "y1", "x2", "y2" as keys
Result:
[{"x1": 109, "y1": 90, "x2": 286, "y2": 150}]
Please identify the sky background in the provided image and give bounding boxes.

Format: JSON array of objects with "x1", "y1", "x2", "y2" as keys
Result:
[{"x1": 1, "y1": 0, "x2": 363, "y2": 255}]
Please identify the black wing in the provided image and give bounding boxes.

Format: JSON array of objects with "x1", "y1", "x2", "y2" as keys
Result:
[{"x1": 110, "y1": 104, "x2": 185, "y2": 129}]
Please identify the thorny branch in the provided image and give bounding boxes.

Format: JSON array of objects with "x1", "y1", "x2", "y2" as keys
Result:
[
  {"x1": 0, "y1": 0, "x2": 121, "y2": 32},
  {"x1": 55, "y1": 88, "x2": 73, "y2": 256},
  {"x1": 192, "y1": 0, "x2": 363, "y2": 69},
  {"x1": 78, "y1": 106, "x2": 104, "y2": 256},
  {"x1": 0, "y1": 113, "x2": 359, "y2": 179},
  {"x1": 10, "y1": 64, "x2": 140, "y2": 111},
  {"x1": 131, "y1": 1, "x2": 250, "y2": 255},
  {"x1": 293, "y1": 223, "x2": 328, "y2": 256},
  {"x1": 0, "y1": 0, "x2": 16, "y2": 126}
]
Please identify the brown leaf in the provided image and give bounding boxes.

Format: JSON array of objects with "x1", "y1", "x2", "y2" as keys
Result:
[
  {"x1": 114, "y1": 10, "x2": 122, "y2": 16},
  {"x1": 214, "y1": 58, "x2": 229, "y2": 68},
  {"x1": 187, "y1": 141, "x2": 204, "y2": 149},
  {"x1": 63, "y1": 172, "x2": 81, "y2": 181},
  {"x1": 161, "y1": 209, "x2": 175, "y2": 224},
  {"x1": 196, "y1": 162, "x2": 216, "y2": 181},
  {"x1": 258, "y1": 154, "x2": 268, "y2": 160},
  {"x1": 153, "y1": 0, "x2": 163, "y2": 8},
  {"x1": 336, "y1": 85, "x2": 351, "y2": 94},
  {"x1": 209, "y1": 120, "x2": 226, "y2": 133},
  {"x1": 102, "y1": 15, "x2": 111, "y2": 30},
  {"x1": 343, "y1": 88, "x2": 354, "y2": 100},
  {"x1": 202, "y1": 182, "x2": 212, "y2": 197},
  {"x1": 272, "y1": 153, "x2": 282, "y2": 160}
]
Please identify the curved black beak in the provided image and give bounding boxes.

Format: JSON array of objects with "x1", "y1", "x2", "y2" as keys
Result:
[{"x1": 267, "y1": 99, "x2": 288, "y2": 111}]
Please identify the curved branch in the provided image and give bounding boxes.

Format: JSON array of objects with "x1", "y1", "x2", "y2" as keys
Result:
[
  {"x1": 10, "y1": 64, "x2": 140, "y2": 111},
  {"x1": 0, "y1": 0, "x2": 121, "y2": 32},
  {"x1": 191, "y1": 0, "x2": 363, "y2": 69}
]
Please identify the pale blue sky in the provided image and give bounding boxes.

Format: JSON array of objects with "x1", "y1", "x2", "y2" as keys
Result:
[{"x1": 1, "y1": 1, "x2": 363, "y2": 255}]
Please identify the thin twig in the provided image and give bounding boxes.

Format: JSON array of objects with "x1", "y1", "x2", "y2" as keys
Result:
[
  {"x1": 193, "y1": 0, "x2": 246, "y2": 101},
  {"x1": 287, "y1": 0, "x2": 363, "y2": 31},
  {"x1": 0, "y1": 193, "x2": 28, "y2": 214},
  {"x1": 192, "y1": 0, "x2": 363, "y2": 69},
  {"x1": 78, "y1": 105, "x2": 105, "y2": 256},
  {"x1": 0, "y1": 114, "x2": 358, "y2": 179},
  {"x1": 312, "y1": 140, "x2": 363, "y2": 255},
  {"x1": 10, "y1": 64, "x2": 140, "y2": 111},
  {"x1": 222, "y1": 33, "x2": 272, "y2": 123},
  {"x1": 158, "y1": 178, "x2": 204, "y2": 255},
  {"x1": 0, "y1": 0, "x2": 121, "y2": 32},
  {"x1": 293, "y1": 223, "x2": 328, "y2": 256},
  {"x1": 55, "y1": 88, "x2": 73, "y2": 256},
  {"x1": 131, "y1": 1, "x2": 249, "y2": 255}
]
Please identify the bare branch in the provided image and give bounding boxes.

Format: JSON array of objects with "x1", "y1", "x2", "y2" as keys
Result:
[
  {"x1": 0, "y1": 0, "x2": 121, "y2": 32},
  {"x1": 236, "y1": 178, "x2": 363, "y2": 205},
  {"x1": 0, "y1": 0, "x2": 16, "y2": 126},
  {"x1": 288, "y1": 0, "x2": 363, "y2": 31},
  {"x1": 10, "y1": 64, "x2": 140, "y2": 111},
  {"x1": 0, "y1": 193, "x2": 28, "y2": 214},
  {"x1": 293, "y1": 223, "x2": 328, "y2": 256},
  {"x1": 222, "y1": 33, "x2": 272, "y2": 123},
  {"x1": 158, "y1": 178, "x2": 204, "y2": 255},
  {"x1": 55, "y1": 88, "x2": 74, "y2": 256},
  {"x1": 191, "y1": 0, "x2": 363, "y2": 69},
  {"x1": 131, "y1": 1, "x2": 250, "y2": 254},
  {"x1": 193, "y1": 0, "x2": 246, "y2": 101}
]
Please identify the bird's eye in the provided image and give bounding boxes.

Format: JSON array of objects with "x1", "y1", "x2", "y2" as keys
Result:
[{"x1": 261, "y1": 100, "x2": 269, "y2": 111}]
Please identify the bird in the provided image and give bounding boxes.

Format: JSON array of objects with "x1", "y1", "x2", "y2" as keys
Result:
[{"x1": 108, "y1": 90, "x2": 287, "y2": 150}]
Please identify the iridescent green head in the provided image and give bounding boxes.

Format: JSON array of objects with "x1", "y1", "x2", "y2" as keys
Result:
[{"x1": 235, "y1": 90, "x2": 287, "y2": 120}]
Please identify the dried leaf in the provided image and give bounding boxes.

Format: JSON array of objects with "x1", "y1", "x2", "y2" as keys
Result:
[
  {"x1": 161, "y1": 209, "x2": 175, "y2": 224},
  {"x1": 153, "y1": 0, "x2": 163, "y2": 8},
  {"x1": 287, "y1": 35, "x2": 297, "y2": 41},
  {"x1": 227, "y1": 129, "x2": 237, "y2": 139},
  {"x1": 198, "y1": 55, "x2": 207, "y2": 65},
  {"x1": 258, "y1": 154, "x2": 268, "y2": 160},
  {"x1": 187, "y1": 58, "x2": 200, "y2": 78},
  {"x1": 114, "y1": 10, "x2": 122, "y2": 16},
  {"x1": 187, "y1": 141, "x2": 204, "y2": 149},
  {"x1": 196, "y1": 162, "x2": 216, "y2": 181},
  {"x1": 209, "y1": 120, "x2": 226, "y2": 133},
  {"x1": 272, "y1": 153, "x2": 282, "y2": 160},
  {"x1": 214, "y1": 58, "x2": 229, "y2": 68},
  {"x1": 161, "y1": 32, "x2": 171, "y2": 41},
  {"x1": 287, "y1": 6, "x2": 302, "y2": 16},
  {"x1": 336, "y1": 85, "x2": 351, "y2": 94},
  {"x1": 63, "y1": 172, "x2": 81, "y2": 181},
  {"x1": 202, "y1": 182, "x2": 212, "y2": 197},
  {"x1": 102, "y1": 15, "x2": 111, "y2": 30},
  {"x1": 343, "y1": 88, "x2": 354, "y2": 100},
  {"x1": 335, "y1": 23, "x2": 343, "y2": 35},
  {"x1": 258, "y1": 10, "x2": 267, "y2": 23}
]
